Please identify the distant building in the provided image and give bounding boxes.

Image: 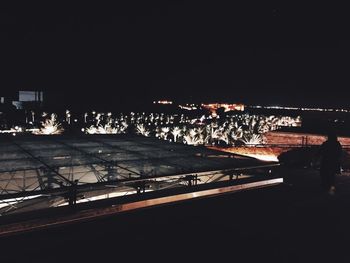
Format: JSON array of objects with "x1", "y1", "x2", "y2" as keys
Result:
[
  {"x1": 0, "y1": 91, "x2": 17, "y2": 105},
  {"x1": 19, "y1": 91, "x2": 44, "y2": 102},
  {"x1": 12, "y1": 91, "x2": 44, "y2": 110}
]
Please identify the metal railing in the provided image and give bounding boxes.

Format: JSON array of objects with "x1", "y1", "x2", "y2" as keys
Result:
[{"x1": 0, "y1": 163, "x2": 281, "y2": 216}]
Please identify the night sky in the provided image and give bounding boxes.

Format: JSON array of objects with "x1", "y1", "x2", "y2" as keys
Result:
[{"x1": 1, "y1": 2, "x2": 349, "y2": 110}]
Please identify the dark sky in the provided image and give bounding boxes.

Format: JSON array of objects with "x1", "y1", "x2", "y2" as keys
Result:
[{"x1": 1, "y1": 2, "x2": 349, "y2": 109}]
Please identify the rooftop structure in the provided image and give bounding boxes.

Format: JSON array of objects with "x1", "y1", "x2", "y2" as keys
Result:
[{"x1": 0, "y1": 134, "x2": 276, "y2": 216}]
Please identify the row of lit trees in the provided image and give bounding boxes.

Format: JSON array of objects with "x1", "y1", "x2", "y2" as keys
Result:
[
  {"x1": 29, "y1": 111, "x2": 300, "y2": 146},
  {"x1": 134, "y1": 116, "x2": 296, "y2": 146}
]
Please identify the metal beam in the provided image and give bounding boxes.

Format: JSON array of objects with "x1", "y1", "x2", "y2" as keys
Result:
[
  {"x1": 51, "y1": 137, "x2": 141, "y2": 177},
  {"x1": 0, "y1": 163, "x2": 279, "y2": 200},
  {"x1": 87, "y1": 136, "x2": 195, "y2": 174},
  {"x1": 10, "y1": 140, "x2": 73, "y2": 186}
]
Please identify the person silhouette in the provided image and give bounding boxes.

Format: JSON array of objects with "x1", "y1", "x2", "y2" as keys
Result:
[{"x1": 319, "y1": 130, "x2": 342, "y2": 194}]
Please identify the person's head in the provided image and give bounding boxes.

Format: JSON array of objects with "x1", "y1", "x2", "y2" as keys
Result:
[{"x1": 327, "y1": 130, "x2": 338, "y2": 142}]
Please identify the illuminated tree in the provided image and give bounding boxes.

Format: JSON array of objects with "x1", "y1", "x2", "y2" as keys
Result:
[
  {"x1": 240, "y1": 134, "x2": 263, "y2": 146},
  {"x1": 136, "y1": 124, "x2": 151, "y2": 137},
  {"x1": 171, "y1": 127, "x2": 182, "y2": 142},
  {"x1": 34, "y1": 113, "x2": 64, "y2": 135}
]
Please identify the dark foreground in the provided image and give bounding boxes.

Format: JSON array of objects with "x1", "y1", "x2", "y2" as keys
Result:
[{"x1": 2, "y1": 168, "x2": 350, "y2": 263}]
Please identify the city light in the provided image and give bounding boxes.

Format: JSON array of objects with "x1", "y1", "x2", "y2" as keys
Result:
[{"x1": 153, "y1": 100, "x2": 173, "y2": 105}]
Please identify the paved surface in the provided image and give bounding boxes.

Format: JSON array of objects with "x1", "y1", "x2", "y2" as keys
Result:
[{"x1": 1, "y1": 166, "x2": 350, "y2": 262}]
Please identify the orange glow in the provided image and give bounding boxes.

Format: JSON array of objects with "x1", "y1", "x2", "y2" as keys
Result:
[
  {"x1": 201, "y1": 103, "x2": 245, "y2": 116},
  {"x1": 208, "y1": 146, "x2": 289, "y2": 162}
]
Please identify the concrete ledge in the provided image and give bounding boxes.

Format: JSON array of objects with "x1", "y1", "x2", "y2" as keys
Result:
[{"x1": 0, "y1": 177, "x2": 283, "y2": 237}]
